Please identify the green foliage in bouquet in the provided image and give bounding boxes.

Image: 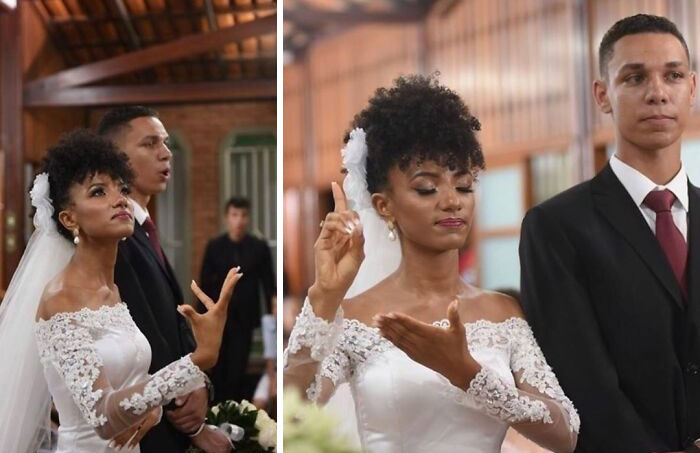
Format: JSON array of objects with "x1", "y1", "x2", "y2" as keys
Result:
[
  {"x1": 187, "y1": 400, "x2": 276, "y2": 453},
  {"x1": 283, "y1": 390, "x2": 360, "y2": 453}
]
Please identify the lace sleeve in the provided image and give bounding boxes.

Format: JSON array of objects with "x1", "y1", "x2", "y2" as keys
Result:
[
  {"x1": 451, "y1": 318, "x2": 579, "y2": 453},
  {"x1": 35, "y1": 314, "x2": 206, "y2": 440},
  {"x1": 283, "y1": 297, "x2": 348, "y2": 403}
]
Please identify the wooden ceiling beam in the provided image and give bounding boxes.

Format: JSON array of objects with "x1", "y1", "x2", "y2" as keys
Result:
[
  {"x1": 25, "y1": 14, "x2": 276, "y2": 91},
  {"x1": 23, "y1": 79, "x2": 276, "y2": 106},
  {"x1": 40, "y1": 3, "x2": 276, "y2": 24}
]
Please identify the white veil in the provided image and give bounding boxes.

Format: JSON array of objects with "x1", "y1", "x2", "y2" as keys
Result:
[
  {"x1": 326, "y1": 129, "x2": 402, "y2": 445},
  {"x1": 0, "y1": 173, "x2": 75, "y2": 452}
]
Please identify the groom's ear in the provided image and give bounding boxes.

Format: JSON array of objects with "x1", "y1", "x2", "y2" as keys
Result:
[
  {"x1": 371, "y1": 192, "x2": 393, "y2": 222},
  {"x1": 58, "y1": 209, "x2": 78, "y2": 232},
  {"x1": 593, "y1": 79, "x2": 613, "y2": 114}
]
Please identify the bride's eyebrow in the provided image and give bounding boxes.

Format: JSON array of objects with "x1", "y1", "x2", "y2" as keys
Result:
[{"x1": 410, "y1": 170, "x2": 440, "y2": 180}]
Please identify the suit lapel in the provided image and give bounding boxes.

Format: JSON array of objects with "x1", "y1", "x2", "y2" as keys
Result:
[
  {"x1": 133, "y1": 223, "x2": 181, "y2": 296},
  {"x1": 687, "y1": 183, "x2": 700, "y2": 315},
  {"x1": 592, "y1": 164, "x2": 684, "y2": 308}
]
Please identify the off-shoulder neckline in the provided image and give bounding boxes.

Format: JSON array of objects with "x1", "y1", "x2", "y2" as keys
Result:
[
  {"x1": 343, "y1": 315, "x2": 527, "y2": 331},
  {"x1": 36, "y1": 301, "x2": 127, "y2": 324}
]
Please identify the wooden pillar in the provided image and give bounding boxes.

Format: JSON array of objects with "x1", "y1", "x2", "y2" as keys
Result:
[
  {"x1": 1, "y1": 3, "x2": 24, "y2": 288},
  {"x1": 301, "y1": 55, "x2": 318, "y2": 291}
]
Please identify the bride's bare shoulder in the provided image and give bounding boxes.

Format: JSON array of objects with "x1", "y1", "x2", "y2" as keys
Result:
[
  {"x1": 460, "y1": 286, "x2": 524, "y2": 324},
  {"x1": 36, "y1": 275, "x2": 82, "y2": 322}
]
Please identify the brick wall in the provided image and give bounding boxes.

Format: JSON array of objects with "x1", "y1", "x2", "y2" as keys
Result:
[{"x1": 90, "y1": 102, "x2": 276, "y2": 285}]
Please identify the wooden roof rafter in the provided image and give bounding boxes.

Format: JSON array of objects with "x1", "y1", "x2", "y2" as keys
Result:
[
  {"x1": 24, "y1": 12, "x2": 277, "y2": 106},
  {"x1": 26, "y1": 13, "x2": 276, "y2": 90},
  {"x1": 35, "y1": 3, "x2": 277, "y2": 25},
  {"x1": 284, "y1": 0, "x2": 434, "y2": 58}
]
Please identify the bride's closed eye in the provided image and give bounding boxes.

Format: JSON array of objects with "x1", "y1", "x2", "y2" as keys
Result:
[{"x1": 414, "y1": 187, "x2": 437, "y2": 195}]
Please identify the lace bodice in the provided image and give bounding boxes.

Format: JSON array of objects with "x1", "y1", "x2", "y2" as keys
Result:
[
  {"x1": 35, "y1": 303, "x2": 206, "y2": 453},
  {"x1": 284, "y1": 299, "x2": 579, "y2": 452}
]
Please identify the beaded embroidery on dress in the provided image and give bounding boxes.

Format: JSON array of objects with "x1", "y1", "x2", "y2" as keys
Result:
[
  {"x1": 35, "y1": 303, "x2": 206, "y2": 453},
  {"x1": 285, "y1": 299, "x2": 579, "y2": 452}
]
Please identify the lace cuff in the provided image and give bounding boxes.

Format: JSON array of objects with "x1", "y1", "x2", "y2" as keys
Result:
[
  {"x1": 464, "y1": 367, "x2": 553, "y2": 424},
  {"x1": 283, "y1": 297, "x2": 346, "y2": 403},
  {"x1": 118, "y1": 354, "x2": 205, "y2": 415},
  {"x1": 285, "y1": 297, "x2": 343, "y2": 362}
]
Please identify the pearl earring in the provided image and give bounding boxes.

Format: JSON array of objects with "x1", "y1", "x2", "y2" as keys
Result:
[
  {"x1": 387, "y1": 221, "x2": 397, "y2": 241},
  {"x1": 72, "y1": 229, "x2": 80, "y2": 245}
]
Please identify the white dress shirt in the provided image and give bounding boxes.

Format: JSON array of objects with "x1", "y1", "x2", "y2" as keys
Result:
[
  {"x1": 129, "y1": 199, "x2": 149, "y2": 227},
  {"x1": 609, "y1": 154, "x2": 688, "y2": 241}
]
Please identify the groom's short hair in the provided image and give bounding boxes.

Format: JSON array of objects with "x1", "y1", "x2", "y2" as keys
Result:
[
  {"x1": 599, "y1": 14, "x2": 689, "y2": 80},
  {"x1": 97, "y1": 105, "x2": 159, "y2": 139}
]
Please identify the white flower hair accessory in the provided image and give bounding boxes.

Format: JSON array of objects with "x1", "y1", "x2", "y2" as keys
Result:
[
  {"x1": 341, "y1": 127, "x2": 372, "y2": 210},
  {"x1": 29, "y1": 173, "x2": 55, "y2": 232}
]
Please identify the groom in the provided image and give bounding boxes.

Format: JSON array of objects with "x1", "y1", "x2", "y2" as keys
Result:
[
  {"x1": 98, "y1": 107, "x2": 230, "y2": 453},
  {"x1": 520, "y1": 14, "x2": 700, "y2": 453}
]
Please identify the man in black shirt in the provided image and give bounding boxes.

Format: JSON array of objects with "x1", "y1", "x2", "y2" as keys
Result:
[{"x1": 199, "y1": 197, "x2": 275, "y2": 403}]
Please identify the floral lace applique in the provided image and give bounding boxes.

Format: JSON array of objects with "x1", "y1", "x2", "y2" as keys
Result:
[
  {"x1": 35, "y1": 304, "x2": 136, "y2": 427},
  {"x1": 119, "y1": 355, "x2": 205, "y2": 415},
  {"x1": 308, "y1": 319, "x2": 393, "y2": 401},
  {"x1": 466, "y1": 367, "x2": 553, "y2": 424},
  {"x1": 508, "y1": 319, "x2": 580, "y2": 432},
  {"x1": 443, "y1": 317, "x2": 579, "y2": 432},
  {"x1": 285, "y1": 298, "x2": 344, "y2": 363}
]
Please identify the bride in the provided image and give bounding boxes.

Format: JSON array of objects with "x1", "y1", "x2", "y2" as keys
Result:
[
  {"x1": 283, "y1": 75, "x2": 580, "y2": 452},
  {"x1": 0, "y1": 130, "x2": 238, "y2": 452}
]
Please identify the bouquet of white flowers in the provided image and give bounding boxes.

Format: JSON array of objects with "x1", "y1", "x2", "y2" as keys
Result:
[
  {"x1": 283, "y1": 390, "x2": 360, "y2": 453},
  {"x1": 188, "y1": 400, "x2": 276, "y2": 453}
]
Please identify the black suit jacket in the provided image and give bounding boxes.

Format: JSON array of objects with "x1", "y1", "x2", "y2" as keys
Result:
[
  {"x1": 115, "y1": 222, "x2": 196, "y2": 453},
  {"x1": 519, "y1": 164, "x2": 700, "y2": 452}
]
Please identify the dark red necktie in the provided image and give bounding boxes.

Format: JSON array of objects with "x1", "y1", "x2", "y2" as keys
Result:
[
  {"x1": 643, "y1": 189, "x2": 687, "y2": 299},
  {"x1": 142, "y1": 217, "x2": 165, "y2": 266}
]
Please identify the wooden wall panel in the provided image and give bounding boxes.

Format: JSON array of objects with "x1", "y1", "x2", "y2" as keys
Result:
[
  {"x1": 282, "y1": 62, "x2": 304, "y2": 188},
  {"x1": 23, "y1": 5, "x2": 86, "y2": 165},
  {"x1": 426, "y1": 0, "x2": 575, "y2": 161},
  {"x1": 306, "y1": 23, "x2": 421, "y2": 187}
]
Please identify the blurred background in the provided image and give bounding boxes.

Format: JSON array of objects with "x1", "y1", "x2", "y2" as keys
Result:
[
  {"x1": 282, "y1": 0, "x2": 700, "y2": 451},
  {"x1": 0, "y1": 0, "x2": 276, "y2": 404}
]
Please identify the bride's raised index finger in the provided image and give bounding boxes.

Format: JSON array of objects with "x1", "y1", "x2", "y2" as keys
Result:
[{"x1": 331, "y1": 181, "x2": 348, "y2": 212}]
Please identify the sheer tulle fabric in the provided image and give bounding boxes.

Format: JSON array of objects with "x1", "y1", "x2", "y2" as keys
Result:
[{"x1": 0, "y1": 224, "x2": 75, "y2": 452}]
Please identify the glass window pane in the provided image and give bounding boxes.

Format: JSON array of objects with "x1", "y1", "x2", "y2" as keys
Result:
[
  {"x1": 477, "y1": 165, "x2": 523, "y2": 229},
  {"x1": 682, "y1": 140, "x2": 700, "y2": 186},
  {"x1": 479, "y1": 236, "x2": 521, "y2": 290},
  {"x1": 530, "y1": 149, "x2": 574, "y2": 204}
]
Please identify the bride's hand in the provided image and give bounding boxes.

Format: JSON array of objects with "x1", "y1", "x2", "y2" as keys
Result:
[
  {"x1": 179, "y1": 268, "x2": 243, "y2": 370},
  {"x1": 376, "y1": 300, "x2": 481, "y2": 388},
  {"x1": 109, "y1": 407, "x2": 161, "y2": 450},
  {"x1": 310, "y1": 181, "x2": 364, "y2": 318}
]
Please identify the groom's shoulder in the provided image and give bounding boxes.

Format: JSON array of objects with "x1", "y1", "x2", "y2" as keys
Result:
[{"x1": 526, "y1": 179, "x2": 594, "y2": 222}]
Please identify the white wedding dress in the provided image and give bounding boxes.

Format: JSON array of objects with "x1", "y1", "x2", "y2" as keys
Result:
[
  {"x1": 284, "y1": 299, "x2": 580, "y2": 453},
  {"x1": 34, "y1": 302, "x2": 206, "y2": 453}
]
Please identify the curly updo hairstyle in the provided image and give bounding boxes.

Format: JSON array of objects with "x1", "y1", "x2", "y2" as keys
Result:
[
  {"x1": 38, "y1": 129, "x2": 135, "y2": 241},
  {"x1": 345, "y1": 74, "x2": 485, "y2": 194}
]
